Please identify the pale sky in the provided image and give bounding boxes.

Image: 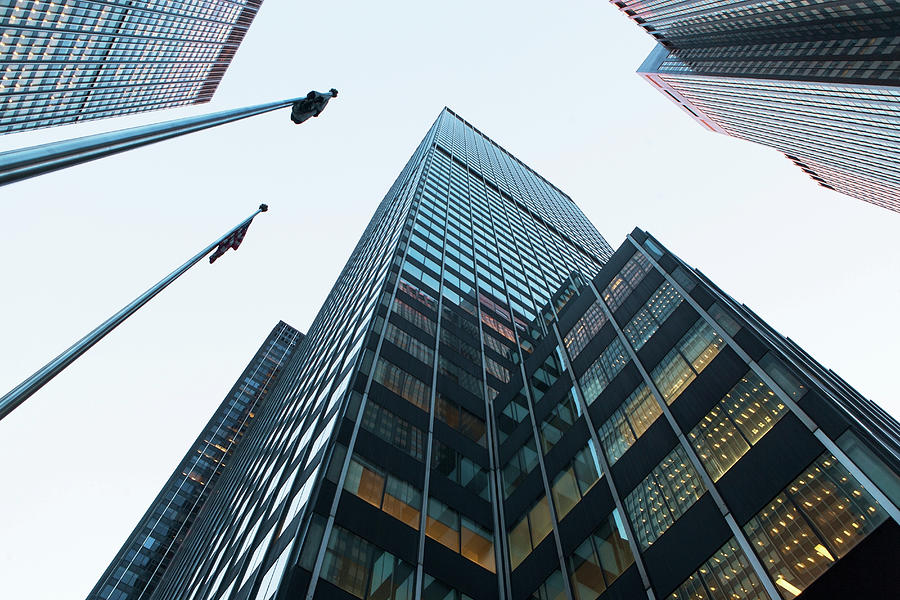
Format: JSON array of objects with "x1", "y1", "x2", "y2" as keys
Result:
[{"x1": 0, "y1": 2, "x2": 897, "y2": 599}]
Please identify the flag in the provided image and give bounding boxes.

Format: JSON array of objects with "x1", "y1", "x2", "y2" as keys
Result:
[{"x1": 209, "y1": 219, "x2": 252, "y2": 264}]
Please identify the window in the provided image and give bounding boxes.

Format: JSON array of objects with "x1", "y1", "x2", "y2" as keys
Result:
[
  {"x1": 622, "y1": 282, "x2": 683, "y2": 351},
  {"x1": 601, "y1": 252, "x2": 653, "y2": 311},
  {"x1": 431, "y1": 440, "x2": 489, "y2": 500},
  {"x1": 667, "y1": 537, "x2": 766, "y2": 600},
  {"x1": 568, "y1": 509, "x2": 634, "y2": 599},
  {"x1": 422, "y1": 575, "x2": 475, "y2": 600},
  {"x1": 384, "y1": 322, "x2": 434, "y2": 365},
  {"x1": 597, "y1": 384, "x2": 662, "y2": 464},
  {"x1": 651, "y1": 319, "x2": 725, "y2": 404},
  {"x1": 551, "y1": 442, "x2": 602, "y2": 520},
  {"x1": 435, "y1": 394, "x2": 486, "y2": 446},
  {"x1": 509, "y1": 495, "x2": 554, "y2": 569},
  {"x1": 372, "y1": 357, "x2": 431, "y2": 412},
  {"x1": 564, "y1": 301, "x2": 608, "y2": 358},
  {"x1": 502, "y1": 437, "x2": 540, "y2": 498},
  {"x1": 425, "y1": 498, "x2": 496, "y2": 572},
  {"x1": 539, "y1": 390, "x2": 580, "y2": 453},
  {"x1": 744, "y1": 453, "x2": 888, "y2": 599},
  {"x1": 689, "y1": 371, "x2": 788, "y2": 481},
  {"x1": 707, "y1": 302, "x2": 741, "y2": 337},
  {"x1": 624, "y1": 445, "x2": 707, "y2": 549},
  {"x1": 758, "y1": 353, "x2": 807, "y2": 400},
  {"x1": 320, "y1": 526, "x2": 415, "y2": 600},
  {"x1": 361, "y1": 401, "x2": 425, "y2": 461},
  {"x1": 530, "y1": 570, "x2": 567, "y2": 600},
  {"x1": 343, "y1": 455, "x2": 422, "y2": 530},
  {"x1": 579, "y1": 338, "x2": 629, "y2": 403}
]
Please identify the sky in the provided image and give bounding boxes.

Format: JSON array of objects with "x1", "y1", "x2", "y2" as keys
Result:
[{"x1": 0, "y1": 1, "x2": 897, "y2": 598}]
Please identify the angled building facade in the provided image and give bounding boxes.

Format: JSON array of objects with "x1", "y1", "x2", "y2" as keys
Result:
[
  {"x1": 144, "y1": 110, "x2": 898, "y2": 600},
  {"x1": 89, "y1": 321, "x2": 303, "y2": 600},
  {"x1": 613, "y1": 0, "x2": 900, "y2": 211},
  {"x1": 0, "y1": 0, "x2": 264, "y2": 135}
]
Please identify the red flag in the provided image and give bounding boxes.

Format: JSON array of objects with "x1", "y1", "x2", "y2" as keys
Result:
[{"x1": 209, "y1": 220, "x2": 252, "y2": 264}]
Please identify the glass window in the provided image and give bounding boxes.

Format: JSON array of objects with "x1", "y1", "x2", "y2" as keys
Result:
[
  {"x1": 598, "y1": 384, "x2": 662, "y2": 465},
  {"x1": 622, "y1": 282, "x2": 683, "y2": 351},
  {"x1": 426, "y1": 499, "x2": 496, "y2": 572},
  {"x1": 508, "y1": 494, "x2": 554, "y2": 570},
  {"x1": 344, "y1": 455, "x2": 422, "y2": 530},
  {"x1": 744, "y1": 453, "x2": 888, "y2": 599},
  {"x1": 602, "y1": 252, "x2": 653, "y2": 311},
  {"x1": 624, "y1": 446, "x2": 707, "y2": 549},
  {"x1": 758, "y1": 354, "x2": 807, "y2": 400},
  {"x1": 568, "y1": 509, "x2": 634, "y2": 599},
  {"x1": 667, "y1": 537, "x2": 767, "y2": 600},
  {"x1": 689, "y1": 371, "x2": 787, "y2": 481},
  {"x1": 320, "y1": 525, "x2": 415, "y2": 600},
  {"x1": 461, "y1": 517, "x2": 496, "y2": 572},
  {"x1": 531, "y1": 570, "x2": 567, "y2": 600},
  {"x1": 564, "y1": 301, "x2": 607, "y2": 358},
  {"x1": 651, "y1": 319, "x2": 725, "y2": 405},
  {"x1": 540, "y1": 391, "x2": 580, "y2": 453},
  {"x1": 707, "y1": 302, "x2": 741, "y2": 338},
  {"x1": 426, "y1": 498, "x2": 460, "y2": 552},
  {"x1": 579, "y1": 338, "x2": 629, "y2": 403},
  {"x1": 372, "y1": 357, "x2": 431, "y2": 412}
]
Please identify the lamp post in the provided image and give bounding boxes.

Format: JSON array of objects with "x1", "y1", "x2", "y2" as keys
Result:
[{"x1": 0, "y1": 89, "x2": 337, "y2": 188}]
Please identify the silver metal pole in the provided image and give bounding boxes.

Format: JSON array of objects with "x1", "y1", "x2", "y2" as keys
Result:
[
  {"x1": 0, "y1": 97, "x2": 301, "y2": 187},
  {"x1": 0, "y1": 205, "x2": 267, "y2": 422}
]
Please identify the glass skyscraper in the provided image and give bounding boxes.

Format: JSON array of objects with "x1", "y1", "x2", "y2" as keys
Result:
[
  {"x1": 129, "y1": 110, "x2": 897, "y2": 600},
  {"x1": 0, "y1": 0, "x2": 265, "y2": 134},
  {"x1": 613, "y1": 0, "x2": 900, "y2": 212},
  {"x1": 89, "y1": 321, "x2": 302, "y2": 600}
]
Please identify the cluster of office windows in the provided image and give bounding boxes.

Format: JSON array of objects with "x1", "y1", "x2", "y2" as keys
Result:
[
  {"x1": 1, "y1": 0, "x2": 259, "y2": 132},
  {"x1": 579, "y1": 338, "x2": 630, "y2": 403},
  {"x1": 688, "y1": 372, "x2": 787, "y2": 481},
  {"x1": 624, "y1": 445, "x2": 708, "y2": 549},
  {"x1": 597, "y1": 383, "x2": 662, "y2": 464},
  {"x1": 622, "y1": 281, "x2": 683, "y2": 350},
  {"x1": 667, "y1": 537, "x2": 766, "y2": 600},
  {"x1": 650, "y1": 319, "x2": 725, "y2": 404},
  {"x1": 360, "y1": 401, "x2": 426, "y2": 461},
  {"x1": 744, "y1": 452, "x2": 888, "y2": 598},
  {"x1": 601, "y1": 251, "x2": 652, "y2": 311},
  {"x1": 563, "y1": 300, "x2": 607, "y2": 357}
]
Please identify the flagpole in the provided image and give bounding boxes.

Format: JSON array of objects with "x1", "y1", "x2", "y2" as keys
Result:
[
  {"x1": 0, "y1": 89, "x2": 337, "y2": 188},
  {"x1": 0, "y1": 204, "x2": 268, "y2": 422}
]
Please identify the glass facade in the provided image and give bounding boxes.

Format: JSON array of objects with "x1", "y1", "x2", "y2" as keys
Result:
[
  {"x1": 0, "y1": 0, "x2": 264, "y2": 134},
  {"x1": 614, "y1": 0, "x2": 900, "y2": 211},
  {"x1": 119, "y1": 111, "x2": 898, "y2": 600},
  {"x1": 88, "y1": 321, "x2": 302, "y2": 600}
]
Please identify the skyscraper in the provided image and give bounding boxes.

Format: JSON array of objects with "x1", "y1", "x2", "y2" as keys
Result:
[
  {"x1": 0, "y1": 0, "x2": 265, "y2": 135},
  {"x1": 89, "y1": 321, "x2": 303, "y2": 600},
  {"x1": 612, "y1": 0, "x2": 900, "y2": 212},
  {"x1": 140, "y1": 109, "x2": 897, "y2": 600}
]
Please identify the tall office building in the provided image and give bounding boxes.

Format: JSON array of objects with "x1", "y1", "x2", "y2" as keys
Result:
[
  {"x1": 89, "y1": 321, "x2": 303, "y2": 600},
  {"x1": 146, "y1": 110, "x2": 897, "y2": 600},
  {"x1": 0, "y1": 0, "x2": 265, "y2": 134},
  {"x1": 612, "y1": 0, "x2": 900, "y2": 212}
]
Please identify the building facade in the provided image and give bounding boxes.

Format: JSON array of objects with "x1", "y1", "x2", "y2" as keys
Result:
[
  {"x1": 612, "y1": 0, "x2": 900, "y2": 211},
  {"x1": 0, "y1": 0, "x2": 264, "y2": 135},
  {"x1": 147, "y1": 110, "x2": 897, "y2": 600},
  {"x1": 89, "y1": 321, "x2": 303, "y2": 600}
]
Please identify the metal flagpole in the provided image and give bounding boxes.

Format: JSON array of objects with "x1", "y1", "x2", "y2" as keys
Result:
[
  {"x1": 0, "y1": 89, "x2": 337, "y2": 188},
  {"x1": 0, "y1": 204, "x2": 268, "y2": 422}
]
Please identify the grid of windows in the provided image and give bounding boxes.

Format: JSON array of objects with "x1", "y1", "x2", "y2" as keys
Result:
[
  {"x1": 0, "y1": 0, "x2": 263, "y2": 133},
  {"x1": 624, "y1": 445, "x2": 708, "y2": 549},
  {"x1": 651, "y1": 319, "x2": 725, "y2": 404}
]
